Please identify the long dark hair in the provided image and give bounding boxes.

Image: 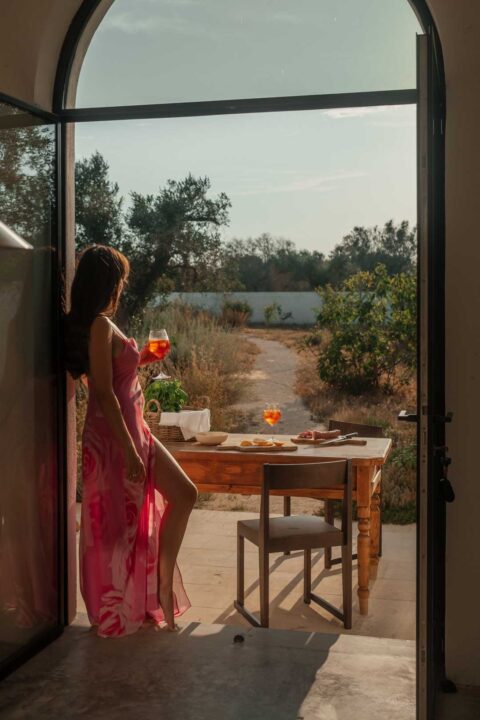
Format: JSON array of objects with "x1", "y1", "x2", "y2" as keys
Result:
[{"x1": 64, "y1": 245, "x2": 130, "y2": 378}]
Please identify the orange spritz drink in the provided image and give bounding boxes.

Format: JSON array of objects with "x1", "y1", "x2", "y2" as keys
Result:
[
  {"x1": 148, "y1": 329, "x2": 171, "y2": 360},
  {"x1": 262, "y1": 403, "x2": 282, "y2": 441}
]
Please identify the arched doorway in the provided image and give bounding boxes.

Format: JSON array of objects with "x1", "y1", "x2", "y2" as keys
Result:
[{"x1": 4, "y1": 3, "x2": 444, "y2": 716}]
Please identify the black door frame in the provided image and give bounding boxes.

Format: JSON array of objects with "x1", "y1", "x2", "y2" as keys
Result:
[
  {"x1": 0, "y1": 91, "x2": 66, "y2": 679},
  {"x1": 54, "y1": 3, "x2": 447, "y2": 718},
  {"x1": 421, "y1": 26, "x2": 450, "y2": 717}
]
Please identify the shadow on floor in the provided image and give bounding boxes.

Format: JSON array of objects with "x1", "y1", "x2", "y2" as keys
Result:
[
  {"x1": 0, "y1": 620, "x2": 415, "y2": 720},
  {"x1": 177, "y1": 509, "x2": 416, "y2": 639}
]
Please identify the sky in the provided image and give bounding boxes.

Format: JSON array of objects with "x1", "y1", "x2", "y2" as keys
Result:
[{"x1": 75, "y1": 0, "x2": 421, "y2": 254}]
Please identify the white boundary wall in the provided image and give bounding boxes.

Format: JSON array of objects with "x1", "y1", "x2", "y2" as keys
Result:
[{"x1": 162, "y1": 292, "x2": 321, "y2": 325}]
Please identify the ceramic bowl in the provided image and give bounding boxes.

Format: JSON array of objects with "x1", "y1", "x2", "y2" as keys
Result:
[{"x1": 195, "y1": 431, "x2": 228, "y2": 446}]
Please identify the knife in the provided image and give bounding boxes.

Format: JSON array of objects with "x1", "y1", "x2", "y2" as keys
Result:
[{"x1": 316, "y1": 432, "x2": 367, "y2": 447}]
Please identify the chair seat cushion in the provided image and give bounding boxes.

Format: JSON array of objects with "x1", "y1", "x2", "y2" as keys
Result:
[{"x1": 238, "y1": 515, "x2": 344, "y2": 553}]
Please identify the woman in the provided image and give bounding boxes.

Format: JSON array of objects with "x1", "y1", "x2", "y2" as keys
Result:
[{"x1": 65, "y1": 245, "x2": 196, "y2": 637}]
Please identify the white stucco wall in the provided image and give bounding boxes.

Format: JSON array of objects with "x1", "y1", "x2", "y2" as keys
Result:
[
  {"x1": 163, "y1": 292, "x2": 321, "y2": 325},
  {"x1": 0, "y1": 0, "x2": 82, "y2": 110}
]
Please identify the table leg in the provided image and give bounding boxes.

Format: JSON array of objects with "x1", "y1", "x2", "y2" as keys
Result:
[
  {"x1": 283, "y1": 497, "x2": 291, "y2": 556},
  {"x1": 370, "y1": 487, "x2": 381, "y2": 569},
  {"x1": 356, "y1": 465, "x2": 373, "y2": 615},
  {"x1": 324, "y1": 501, "x2": 333, "y2": 569}
]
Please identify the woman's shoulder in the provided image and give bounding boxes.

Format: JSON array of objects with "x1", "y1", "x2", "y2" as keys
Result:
[
  {"x1": 91, "y1": 315, "x2": 130, "y2": 348},
  {"x1": 90, "y1": 315, "x2": 113, "y2": 340}
]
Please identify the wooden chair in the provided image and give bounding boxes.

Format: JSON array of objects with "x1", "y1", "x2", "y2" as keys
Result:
[
  {"x1": 327, "y1": 419, "x2": 384, "y2": 439},
  {"x1": 234, "y1": 460, "x2": 353, "y2": 629},
  {"x1": 324, "y1": 419, "x2": 384, "y2": 569}
]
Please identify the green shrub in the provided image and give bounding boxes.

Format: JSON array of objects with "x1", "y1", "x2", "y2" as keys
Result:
[
  {"x1": 389, "y1": 443, "x2": 417, "y2": 472},
  {"x1": 263, "y1": 302, "x2": 292, "y2": 325},
  {"x1": 382, "y1": 442, "x2": 417, "y2": 523},
  {"x1": 223, "y1": 299, "x2": 252, "y2": 314},
  {"x1": 144, "y1": 379, "x2": 188, "y2": 412},
  {"x1": 311, "y1": 265, "x2": 416, "y2": 394},
  {"x1": 221, "y1": 299, "x2": 252, "y2": 327}
]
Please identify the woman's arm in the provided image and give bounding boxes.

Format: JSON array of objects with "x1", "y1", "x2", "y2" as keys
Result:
[
  {"x1": 89, "y1": 316, "x2": 145, "y2": 482},
  {"x1": 138, "y1": 344, "x2": 158, "y2": 366}
]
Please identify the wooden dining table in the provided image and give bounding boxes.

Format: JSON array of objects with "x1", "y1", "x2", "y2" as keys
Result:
[{"x1": 165, "y1": 433, "x2": 392, "y2": 615}]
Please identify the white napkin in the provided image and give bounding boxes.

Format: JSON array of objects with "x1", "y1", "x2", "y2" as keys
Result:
[{"x1": 159, "y1": 409, "x2": 211, "y2": 440}]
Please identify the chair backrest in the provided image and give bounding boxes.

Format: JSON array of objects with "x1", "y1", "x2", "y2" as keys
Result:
[
  {"x1": 328, "y1": 419, "x2": 384, "y2": 438},
  {"x1": 260, "y1": 461, "x2": 352, "y2": 547},
  {"x1": 264, "y1": 460, "x2": 348, "y2": 492}
]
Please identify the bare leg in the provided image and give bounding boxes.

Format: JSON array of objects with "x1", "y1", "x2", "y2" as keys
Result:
[{"x1": 152, "y1": 437, "x2": 198, "y2": 629}]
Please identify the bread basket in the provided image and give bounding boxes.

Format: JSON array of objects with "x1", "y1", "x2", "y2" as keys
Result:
[{"x1": 144, "y1": 396, "x2": 210, "y2": 442}]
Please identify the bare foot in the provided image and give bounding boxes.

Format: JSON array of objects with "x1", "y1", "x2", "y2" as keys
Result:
[
  {"x1": 156, "y1": 622, "x2": 179, "y2": 633},
  {"x1": 159, "y1": 586, "x2": 175, "y2": 630}
]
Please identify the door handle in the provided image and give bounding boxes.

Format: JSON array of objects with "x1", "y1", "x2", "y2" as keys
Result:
[
  {"x1": 398, "y1": 410, "x2": 418, "y2": 423},
  {"x1": 398, "y1": 411, "x2": 453, "y2": 424}
]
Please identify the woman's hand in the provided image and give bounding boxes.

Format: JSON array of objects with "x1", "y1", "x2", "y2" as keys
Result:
[
  {"x1": 139, "y1": 344, "x2": 158, "y2": 366},
  {"x1": 125, "y1": 445, "x2": 146, "y2": 483}
]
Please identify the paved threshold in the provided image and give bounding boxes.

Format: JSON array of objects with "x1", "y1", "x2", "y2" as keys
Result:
[{"x1": 0, "y1": 619, "x2": 415, "y2": 720}]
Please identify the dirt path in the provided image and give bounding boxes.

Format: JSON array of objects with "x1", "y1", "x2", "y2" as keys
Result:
[
  {"x1": 199, "y1": 334, "x2": 321, "y2": 512},
  {"x1": 233, "y1": 335, "x2": 313, "y2": 435}
]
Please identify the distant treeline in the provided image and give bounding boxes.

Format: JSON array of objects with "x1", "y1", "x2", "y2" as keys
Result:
[
  {"x1": 221, "y1": 223, "x2": 416, "y2": 291},
  {"x1": 72, "y1": 152, "x2": 417, "y2": 321}
]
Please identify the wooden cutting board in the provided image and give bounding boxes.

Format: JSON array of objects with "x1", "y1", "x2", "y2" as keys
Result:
[
  {"x1": 291, "y1": 437, "x2": 367, "y2": 447},
  {"x1": 216, "y1": 443, "x2": 298, "y2": 453}
]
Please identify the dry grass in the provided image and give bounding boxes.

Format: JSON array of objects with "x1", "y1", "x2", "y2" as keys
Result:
[
  {"x1": 295, "y1": 348, "x2": 416, "y2": 425},
  {"x1": 139, "y1": 303, "x2": 257, "y2": 431}
]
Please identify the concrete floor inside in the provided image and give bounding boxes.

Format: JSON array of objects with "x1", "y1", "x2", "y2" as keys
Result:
[
  {"x1": 1, "y1": 619, "x2": 416, "y2": 720},
  {"x1": 2, "y1": 619, "x2": 479, "y2": 719}
]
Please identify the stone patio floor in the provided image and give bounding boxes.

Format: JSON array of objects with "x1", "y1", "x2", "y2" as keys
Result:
[{"x1": 77, "y1": 508, "x2": 416, "y2": 640}]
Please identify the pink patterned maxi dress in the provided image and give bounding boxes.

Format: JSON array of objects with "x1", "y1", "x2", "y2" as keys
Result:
[{"x1": 80, "y1": 337, "x2": 190, "y2": 637}]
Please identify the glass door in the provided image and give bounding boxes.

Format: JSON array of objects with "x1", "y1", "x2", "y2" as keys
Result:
[{"x1": 0, "y1": 100, "x2": 63, "y2": 677}]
